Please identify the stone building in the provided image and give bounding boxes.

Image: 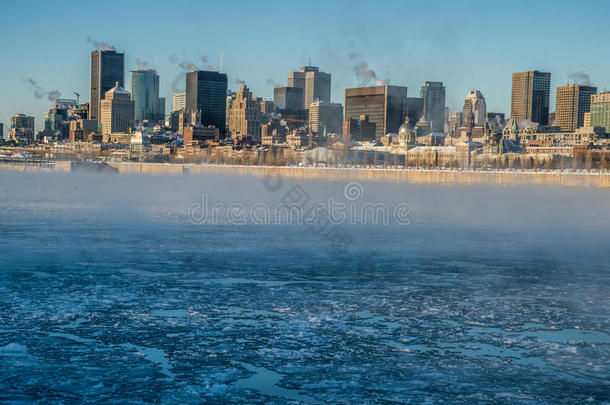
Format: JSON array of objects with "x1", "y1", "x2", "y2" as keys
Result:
[
  {"x1": 100, "y1": 82, "x2": 134, "y2": 136},
  {"x1": 228, "y1": 85, "x2": 262, "y2": 141}
]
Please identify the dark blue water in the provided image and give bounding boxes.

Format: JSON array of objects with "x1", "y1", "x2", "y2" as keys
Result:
[{"x1": 0, "y1": 171, "x2": 608, "y2": 404}]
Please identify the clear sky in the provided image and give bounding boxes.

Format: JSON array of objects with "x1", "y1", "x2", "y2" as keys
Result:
[{"x1": 1, "y1": 0, "x2": 609, "y2": 133}]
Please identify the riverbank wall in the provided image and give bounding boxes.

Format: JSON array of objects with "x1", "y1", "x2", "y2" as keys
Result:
[{"x1": 1, "y1": 160, "x2": 610, "y2": 188}]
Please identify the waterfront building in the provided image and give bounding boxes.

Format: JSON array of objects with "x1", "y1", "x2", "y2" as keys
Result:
[
  {"x1": 511, "y1": 70, "x2": 551, "y2": 125},
  {"x1": 100, "y1": 82, "x2": 134, "y2": 136},
  {"x1": 344, "y1": 85, "x2": 408, "y2": 142},
  {"x1": 420, "y1": 81, "x2": 446, "y2": 133},
  {"x1": 228, "y1": 85, "x2": 262, "y2": 140},
  {"x1": 309, "y1": 101, "x2": 343, "y2": 135},
  {"x1": 90, "y1": 49, "x2": 125, "y2": 121},
  {"x1": 555, "y1": 84, "x2": 597, "y2": 132},
  {"x1": 185, "y1": 70, "x2": 228, "y2": 135}
]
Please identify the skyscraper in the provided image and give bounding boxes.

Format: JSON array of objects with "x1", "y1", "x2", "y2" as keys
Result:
[
  {"x1": 185, "y1": 71, "x2": 228, "y2": 135},
  {"x1": 511, "y1": 70, "x2": 551, "y2": 125},
  {"x1": 100, "y1": 82, "x2": 134, "y2": 136},
  {"x1": 11, "y1": 113, "x2": 34, "y2": 130},
  {"x1": 420, "y1": 82, "x2": 446, "y2": 132},
  {"x1": 344, "y1": 85, "x2": 408, "y2": 142},
  {"x1": 589, "y1": 92, "x2": 610, "y2": 133},
  {"x1": 228, "y1": 85, "x2": 262, "y2": 140},
  {"x1": 90, "y1": 49, "x2": 125, "y2": 121},
  {"x1": 309, "y1": 101, "x2": 343, "y2": 135},
  {"x1": 274, "y1": 86, "x2": 304, "y2": 110},
  {"x1": 462, "y1": 90, "x2": 487, "y2": 127},
  {"x1": 555, "y1": 84, "x2": 597, "y2": 132},
  {"x1": 288, "y1": 65, "x2": 331, "y2": 108},
  {"x1": 130, "y1": 69, "x2": 160, "y2": 123},
  {"x1": 172, "y1": 92, "x2": 186, "y2": 112}
]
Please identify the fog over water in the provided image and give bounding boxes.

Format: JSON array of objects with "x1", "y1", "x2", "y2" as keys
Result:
[{"x1": 0, "y1": 171, "x2": 608, "y2": 403}]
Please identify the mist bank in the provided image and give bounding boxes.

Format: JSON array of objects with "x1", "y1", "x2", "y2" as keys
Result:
[{"x1": 2, "y1": 160, "x2": 610, "y2": 189}]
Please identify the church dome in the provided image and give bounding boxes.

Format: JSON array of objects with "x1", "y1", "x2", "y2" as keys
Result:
[{"x1": 398, "y1": 117, "x2": 414, "y2": 137}]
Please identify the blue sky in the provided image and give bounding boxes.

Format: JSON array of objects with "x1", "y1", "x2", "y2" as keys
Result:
[{"x1": 1, "y1": 0, "x2": 609, "y2": 133}]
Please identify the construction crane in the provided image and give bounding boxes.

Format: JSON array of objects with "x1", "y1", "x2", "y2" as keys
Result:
[{"x1": 73, "y1": 92, "x2": 80, "y2": 105}]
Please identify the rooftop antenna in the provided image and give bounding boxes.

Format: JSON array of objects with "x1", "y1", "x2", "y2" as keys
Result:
[
  {"x1": 308, "y1": 57, "x2": 311, "y2": 66},
  {"x1": 73, "y1": 92, "x2": 80, "y2": 104},
  {"x1": 220, "y1": 50, "x2": 223, "y2": 72}
]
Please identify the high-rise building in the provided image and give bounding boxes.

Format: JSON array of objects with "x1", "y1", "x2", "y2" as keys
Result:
[
  {"x1": 344, "y1": 85, "x2": 408, "y2": 142},
  {"x1": 288, "y1": 65, "x2": 330, "y2": 108},
  {"x1": 90, "y1": 49, "x2": 125, "y2": 121},
  {"x1": 228, "y1": 85, "x2": 262, "y2": 140},
  {"x1": 130, "y1": 69, "x2": 160, "y2": 122},
  {"x1": 449, "y1": 112, "x2": 463, "y2": 135},
  {"x1": 185, "y1": 70, "x2": 228, "y2": 135},
  {"x1": 343, "y1": 114, "x2": 377, "y2": 142},
  {"x1": 511, "y1": 70, "x2": 551, "y2": 125},
  {"x1": 420, "y1": 81, "x2": 446, "y2": 132},
  {"x1": 274, "y1": 86, "x2": 304, "y2": 110},
  {"x1": 0, "y1": 123, "x2": 4, "y2": 141},
  {"x1": 589, "y1": 92, "x2": 610, "y2": 133},
  {"x1": 11, "y1": 113, "x2": 34, "y2": 130},
  {"x1": 305, "y1": 69, "x2": 331, "y2": 107},
  {"x1": 172, "y1": 92, "x2": 186, "y2": 112},
  {"x1": 463, "y1": 90, "x2": 487, "y2": 127},
  {"x1": 158, "y1": 97, "x2": 165, "y2": 121},
  {"x1": 100, "y1": 82, "x2": 134, "y2": 135},
  {"x1": 406, "y1": 97, "x2": 424, "y2": 126},
  {"x1": 309, "y1": 101, "x2": 343, "y2": 134},
  {"x1": 555, "y1": 84, "x2": 597, "y2": 132}
]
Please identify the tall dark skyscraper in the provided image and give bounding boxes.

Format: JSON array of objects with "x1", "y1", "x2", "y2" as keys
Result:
[
  {"x1": 274, "y1": 86, "x2": 304, "y2": 110},
  {"x1": 90, "y1": 50, "x2": 125, "y2": 121},
  {"x1": 185, "y1": 71, "x2": 228, "y2": 134},
  {"x1": 130, "y1": 69, "x2": 160, "y2": 122},
  {"x1": 511, "y1": 70, "x2": 551, "y2": 125},
  {"x1": 344, "y1": 85, "x2": 408, "y2": 142},
  {"x1": 420, "y1": 81, "x2": 446, "y2": 132}
]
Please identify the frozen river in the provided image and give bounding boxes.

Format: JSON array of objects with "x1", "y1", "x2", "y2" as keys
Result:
[{"x1": 0, "y1": 171, "x2": 608, "y2": 404}]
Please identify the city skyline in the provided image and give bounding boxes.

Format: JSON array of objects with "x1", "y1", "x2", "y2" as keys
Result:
[{"x1": 2, "y1": 0, "x2": 610, "y2": 134}]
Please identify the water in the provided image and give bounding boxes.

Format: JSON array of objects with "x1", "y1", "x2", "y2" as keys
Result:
[{"x1": 0, "y1": 171, "x2": 609, "y2": 404}]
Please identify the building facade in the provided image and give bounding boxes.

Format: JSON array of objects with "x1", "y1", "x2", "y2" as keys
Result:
[
  {"x1": 100, "y1": 82, "x2": 134, "y2": 136},
  {"x1": 130, "y1": 70, "x2": 161, "y2": 122},
  {"x1": 511, "y1": 70, "x2": 551, "y2": 125},
  {"x1": 172, "y1": 92, "x2": 186, "y2": 112},
  {"x1": 185, "y1": 71, "x2": 228, "y2": 135},
  {"x1": 555, "y1": 84, "x2": 597, "y2": 132},
  {"x1": 343, "y1": 114, "x2": 377, "y2": 143},
  {"x1": 463, "y1": 90, "x2": 486, "y2": 126},
  {"x1": 288, "y1": 65, "x2": 330, "y2": 108},
  {"x1": 590, "y1": 92, "x2": 610, "y2": 133},
  {"x1": 274, "y1": 86, "x2": 304, "y2": 110},
  {"x1": 11, "y1": 113, "x2": 35, "y2": 130},
  {"x1": 309, "y1": 101, "x2": 343, "y2": 135},
  {"x1": 90, "y1": 49, "x2": 125, "y2": 121},
  {"x1": 228, "y1": 85, "x2": 262, "y2": 140},
  {"x1": 344, "y1": 85, "x2": 408, "y2": 142},
  {"x1": 420, "y1": 82, "x2": 446, "y2": 132}
]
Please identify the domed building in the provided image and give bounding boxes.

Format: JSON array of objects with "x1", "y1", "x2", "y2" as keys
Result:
[{"x1": 397, "y1": 117, "x2": 416, "y2": 144}]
